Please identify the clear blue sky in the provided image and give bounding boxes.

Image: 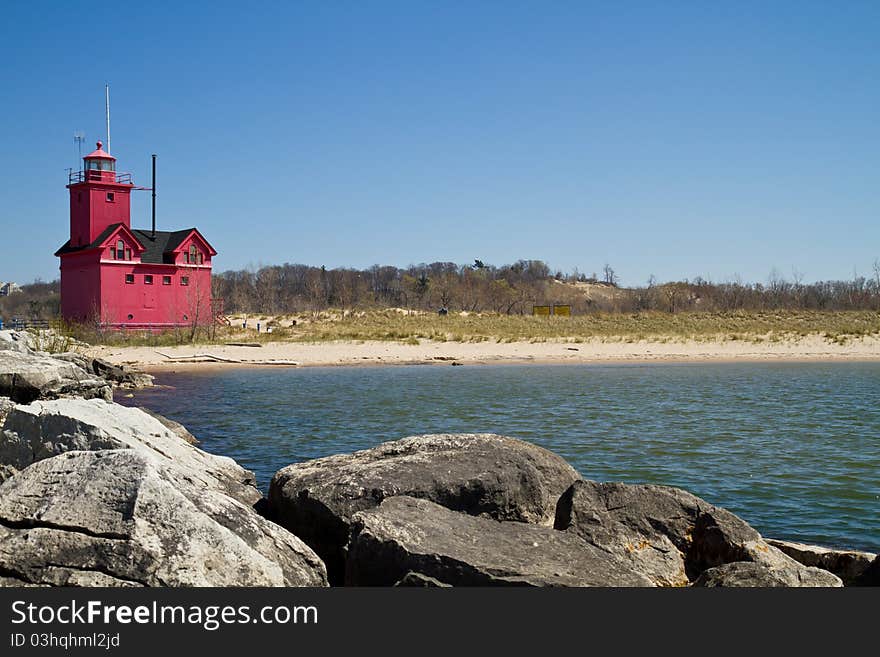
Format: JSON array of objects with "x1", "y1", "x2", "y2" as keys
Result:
[{"x1": 2, "y1": 1, "x2": 878, "y2": 287}]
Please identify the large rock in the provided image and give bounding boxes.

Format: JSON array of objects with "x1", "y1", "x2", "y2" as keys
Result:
[
  {"x1": 693, "y1": 561, "x2": 842, "y2": 587},
  {"x1": 0, "y1": 349, "x2": 111, "y2": 403},
  {"x1": 0, "y1": 450, "x2": 327, "y2": 587},
  {"x1": 766, "y1": 538, "x2": 876, "y2": 586},
  {"x1": 269, "y1": 433, "x2": 581, "y2": 583},
  {"x1": 0, "y1": 330, "x2": 34, "y2": 354},
  {"x1": 139, "y1": 407, "x2": 199, "y2": 445},
  {"x1": 346, "y1": 496, "x2": 653, "y2": 586},
  {"x1": 53, "y1": 354, "x2": 154, "y2": 389},
  {"x1": 555, "y1": 480, "x2": 842, "y2": 587},
  {"x1": 854, "y1": 555, "x2": 880, "y2": 586},
  {"x1": 1, "y1": 398, "x2": 260, "y2": 506},
  {"x1": 90, "y1": 357, "x2": 154, "y2": 389}
]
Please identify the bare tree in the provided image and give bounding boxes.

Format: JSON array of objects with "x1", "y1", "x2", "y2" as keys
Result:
[{"x1": 602, "y1": 263, "x2": 619, "y2": 286}]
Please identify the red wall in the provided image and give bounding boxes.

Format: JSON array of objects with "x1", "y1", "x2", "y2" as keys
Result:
[
  {"x1": 59, "y1": 251, "x2": 101, "y2": 321},
  {"x1": 98, "y1": 262, "x2": 213, "y2": 327},
  {"x1": 68, "y1": 182, "x2": 133, "y2": 247}
]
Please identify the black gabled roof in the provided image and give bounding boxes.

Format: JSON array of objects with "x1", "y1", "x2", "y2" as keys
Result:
[
  {"x1": 55, "y1": 224, "x2": 200, "y2": 264},
  {"x1": 54, "y1": 223, "x2": 122, "y2": 257},
  {"x1": 131, "y1": 229, "x2": 196, "y2": 264}
]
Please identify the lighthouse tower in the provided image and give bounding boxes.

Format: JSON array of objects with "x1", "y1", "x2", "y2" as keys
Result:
[
  {"x1": 67, "y1": 141, "x2": 135, "y2": 248},
  {"x1": 56, "y1": 143, "x2": 217, "y2": 328}
]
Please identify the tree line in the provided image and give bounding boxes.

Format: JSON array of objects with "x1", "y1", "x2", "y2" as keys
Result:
[
  {"x1": 4, "y1": 260, "x2": 880, "y2": 323},
  {"x1": 211, "y1": 259, "x2": 880, "y2": 316}
]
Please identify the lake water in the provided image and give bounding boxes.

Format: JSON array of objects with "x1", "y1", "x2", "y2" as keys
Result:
[{"x1": 120, "y1": 362, "x2": 880, "y2": 552}]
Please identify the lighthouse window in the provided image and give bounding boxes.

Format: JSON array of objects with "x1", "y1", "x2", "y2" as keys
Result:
[
  {"x1": 162, "y1": 276, "x2": 172, "y2": 285},
  {"x1": 125, "y1": 248, "x2": 131, "y2": 260},
  {"x1": 106, "y1": 192, "x2": 115, "y2": 202},
  {"x1": 144, "y1": 275, "x2": 153, "y2": 285},
  {"x1": 125, "y1": 274, "x2": 134, "y2": 284},
  {"x1": 116, "y1": 240, "x2": 125, "y2": 259},
  {"x1": 181, "y1": 276, "x2": 190, "y2": 286}
]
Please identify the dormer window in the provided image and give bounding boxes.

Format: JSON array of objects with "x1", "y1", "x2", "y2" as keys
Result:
[
  {"x1": 187, "y1": 244, "x2": 198, "y2": 264},
  {"x1": 115, "y1": 240, "x2": 125, "y2": 260}
]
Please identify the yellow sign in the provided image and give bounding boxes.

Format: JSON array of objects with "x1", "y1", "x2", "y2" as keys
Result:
[{"x1": 533, "y1": 304, "x2": 571, "y2": 316}]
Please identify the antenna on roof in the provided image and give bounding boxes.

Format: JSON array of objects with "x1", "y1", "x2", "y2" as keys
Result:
[
  {"x1": 73, "y1": 130, "x2": 85, "y2": 167},
  {"x1": 105, "y1": 84, "x2": 111, "y2": 154}
]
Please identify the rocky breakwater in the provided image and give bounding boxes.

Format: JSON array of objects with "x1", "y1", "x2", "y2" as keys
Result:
[
  {"x1": 270, "y1": 434, "x2": 878, "y2": 587},
  {"x1": 0, "y1": 338, "x2": 328, "y2": 586},
  {"x1": 0, "y1": 329, "x2": 153, "y2": 403}
]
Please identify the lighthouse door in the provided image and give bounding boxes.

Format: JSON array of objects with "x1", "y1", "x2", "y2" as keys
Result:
[{"x1": 143, "y1": 290, "x2": 156, "y2": 309}]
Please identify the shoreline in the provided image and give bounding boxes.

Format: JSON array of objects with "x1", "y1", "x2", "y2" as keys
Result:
[{"x1": 85, "y1": 334, "x2": 880, "y2": 373}]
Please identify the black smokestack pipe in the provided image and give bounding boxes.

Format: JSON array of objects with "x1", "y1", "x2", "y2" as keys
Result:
[{"x1": 151, "y1": 154, "x2": 157, "y2": 238}]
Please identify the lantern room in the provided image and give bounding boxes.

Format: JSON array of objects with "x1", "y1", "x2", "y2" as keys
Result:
[{"x1": 82, "y1": 140, "x2": 117, "y2": 183}]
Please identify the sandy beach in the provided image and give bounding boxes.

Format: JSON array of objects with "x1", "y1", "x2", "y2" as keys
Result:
[{"x1": 84, "y1": 334, "x2": 880, "y2": 371}]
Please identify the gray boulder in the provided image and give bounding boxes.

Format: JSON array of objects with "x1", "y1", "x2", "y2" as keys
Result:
[
  {"x1": 0, "y1": 330, "x2": 34, "y2": 353},
  {"x1": 0, "y1": 450, "x2": 327, "y2": 587},
  {"x1": 766, "y1": 538, "x2": 876, "y2": 586},
  {"x1": 1, "y1": 398, "x2": 260, "y2": 506},
  {"x1": 0, "y1": 349, "x2": 111, "y2": 403},
  {"x1": 854, "y1": 555, "x2": 879, "y2": 586},
  {"x1": 693, "y1": 561, "x2": 842, "y2": 587},
  {"x1": 90, "y1": 357, "x2": 154, "y2": 389},
  {"x1": 269, "y1": 433, "x2": 581, "y2": 583},
  {"x1": 53, "y1": 354, "x2": 155, "y2": 389},
  {"x1": 555, "y1": 480, "x2": 842, "y2": 587},
  {"x1": 346, "y1": 496, "x2": 653, "y2": 587},
  {"x1": 139, "y1": 407, "x2": 200, "y2": 445}
]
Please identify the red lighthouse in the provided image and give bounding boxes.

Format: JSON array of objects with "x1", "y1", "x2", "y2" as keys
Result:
[{"x1": 56, "y1": 142, "x2": 217, "y2": 328}]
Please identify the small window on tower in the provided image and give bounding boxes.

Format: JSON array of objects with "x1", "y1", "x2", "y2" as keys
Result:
[
  {"x1": 162, "y1": 276, "x2": 172, "y2": 285},
  {"x1": 181, "y1": 276, "x2": 190, "y2": 286},
  {"x1": 106, "y1": 192, "x2": 115, "y2": 203},
  {"x1": 144, "y1": 275, "x2": 153, "y2": 285},
  {"x1": 125, "y1": 274, "x2": 134, "y2": 284}
]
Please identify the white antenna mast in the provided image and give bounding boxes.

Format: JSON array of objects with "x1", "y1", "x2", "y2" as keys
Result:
[
  {"x1": 73, "y1": 130, "x2": 85, "y2": 165},
  {"x1": 105, "y1": 84, "x2": 111, "y2": 153}
]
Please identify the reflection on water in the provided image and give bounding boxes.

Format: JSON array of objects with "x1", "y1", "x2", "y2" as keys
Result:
[{"x1": 121, "y1": 362, "x2": 880, "y2": 552}]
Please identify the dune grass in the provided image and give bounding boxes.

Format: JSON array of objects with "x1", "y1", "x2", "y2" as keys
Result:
[
  {"x1": 283, "y1": 309, "x2": 880, "y2": 345},
  {"x1": 51, "y1": 309, "x2": 880, "y2": 348}
]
